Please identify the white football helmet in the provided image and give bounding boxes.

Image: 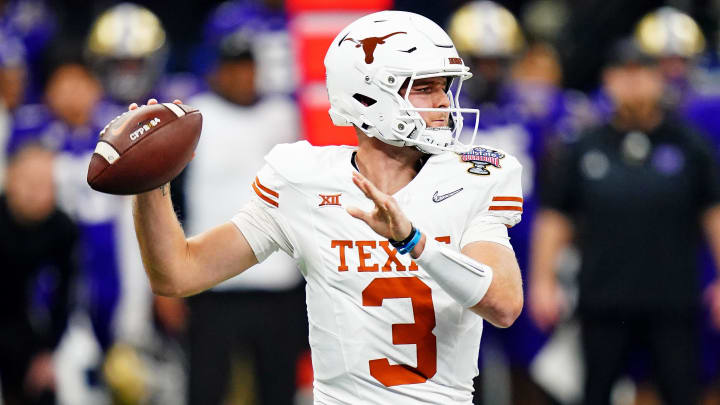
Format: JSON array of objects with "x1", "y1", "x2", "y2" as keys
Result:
[{"x1": 324, "y1": 11, "x2": 479, "y2": 154}]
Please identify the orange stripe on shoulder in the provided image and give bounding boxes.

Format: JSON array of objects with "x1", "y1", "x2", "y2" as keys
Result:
[
  {"x1": 492, "y1": 196, "x2": 523, "y2": 202},
  {"x1": 252, "y1": 182, "x2": 279, "y2": 207},
  {"x1": 255, "y1": 176, "x2": 279, "y2": 198},
  {"x1": 489, "y1": 206, "x2": 523, "y2": 211}
]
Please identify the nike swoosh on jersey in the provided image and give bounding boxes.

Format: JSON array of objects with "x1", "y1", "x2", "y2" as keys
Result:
[{"x1": 432, "y1": 188, "x2": 463, "y2": 203}]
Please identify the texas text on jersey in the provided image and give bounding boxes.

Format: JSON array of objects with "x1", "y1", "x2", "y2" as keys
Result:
[{"x1": 232, "y1": 140, "x2": 522, "y2": 404}]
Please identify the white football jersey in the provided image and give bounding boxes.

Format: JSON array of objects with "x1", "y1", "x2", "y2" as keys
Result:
[{"x1": 232, "y1": 141, "x2": 522, "y2": 404}]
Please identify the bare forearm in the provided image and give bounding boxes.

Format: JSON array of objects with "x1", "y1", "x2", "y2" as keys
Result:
[
  {"x1": 132, "y1": 184, "x2": 189, "y2": 296},
  {"x1": 464, "y1": 242, "x2": 523, "y2": 327},
  {"x1": 133, "y1": 184, "x2": 261, "y2": 297}
]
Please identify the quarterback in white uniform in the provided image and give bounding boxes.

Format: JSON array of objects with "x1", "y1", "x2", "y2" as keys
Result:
[{"x1": 131, "y1": 10, "x2": 524, "y2": 404}]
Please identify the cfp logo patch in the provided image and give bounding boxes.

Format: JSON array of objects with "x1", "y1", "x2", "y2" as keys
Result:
[
  {"x1": 129, "y1": 117, "x2": 161, "y2": 141},
  {"x1": 460, "y1": 147, "x2": 504, "y2": 175},
  {"x1": 319, "y1": 193, "x2": 342, "y2": 207}
]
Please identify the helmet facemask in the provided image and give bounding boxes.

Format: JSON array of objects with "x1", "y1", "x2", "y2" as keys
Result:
[
  {"x1": 350, "y1": 69, "x2": 480, "y2": 155},
  {"x1": 394, "y1": 71, "x2": 479, "y2": 154}
]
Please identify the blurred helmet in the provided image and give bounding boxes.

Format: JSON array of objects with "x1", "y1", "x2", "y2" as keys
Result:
[
  {"x1": 325, "y1": 11, "x2": 480, "y2": 154},
  {"x1": 198, "y1": 3, "x2": 259, "y2": 65},
  {"x1": 200, "y1": 1, "x2": 291, "y2": 94},
  {"x1": 204, "y1": 0, "x2": 285, "y2": 45},
  {"x1": 521, "y1": 0, "x2": 569, "y2": 43},
  {"x1": 85, "y1": 3, "x2": 168, "y2": 103},
  {"x1": 633, "y1": 7, "x2": 705, "y2": 59},
  {"x1": 448, "y1": 1, "x2": 525, "y2": 58}
]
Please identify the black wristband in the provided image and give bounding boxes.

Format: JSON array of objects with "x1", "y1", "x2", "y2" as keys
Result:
[{"x1": 389, "y1": 225, "x2": 417, "y2": 248}]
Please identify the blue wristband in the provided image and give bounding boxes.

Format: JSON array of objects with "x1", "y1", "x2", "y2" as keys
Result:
[{"x1": 395, "y1": 227, "x2": 422, "y2": 255}]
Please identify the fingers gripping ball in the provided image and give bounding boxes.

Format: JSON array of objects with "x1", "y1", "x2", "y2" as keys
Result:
[{"x1": 87, "y1": 103, "x2": 202, "y2": 194}]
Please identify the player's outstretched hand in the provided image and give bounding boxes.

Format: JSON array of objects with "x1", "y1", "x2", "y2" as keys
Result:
[{"x1": 347, "y1": 171, "x2": 413, "y2": 242}]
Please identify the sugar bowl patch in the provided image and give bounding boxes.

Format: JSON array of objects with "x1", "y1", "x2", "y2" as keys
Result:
[{"x1": 460, "y1": 147, "x2": 505, "y2": 175}]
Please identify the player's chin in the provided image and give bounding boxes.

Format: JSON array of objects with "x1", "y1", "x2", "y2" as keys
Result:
[{"x1": 428, "y1": 119, "x2": 449, "y2": 128}]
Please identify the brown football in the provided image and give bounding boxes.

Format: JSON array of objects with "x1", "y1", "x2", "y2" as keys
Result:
[{"x1": 87, "y1": 103, "x2": 202, "y2": 195}]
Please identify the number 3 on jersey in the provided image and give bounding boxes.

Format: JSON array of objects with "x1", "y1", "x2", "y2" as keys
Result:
[{"x1": 362, "y1": 277, "x2": 437, "y2": 387}]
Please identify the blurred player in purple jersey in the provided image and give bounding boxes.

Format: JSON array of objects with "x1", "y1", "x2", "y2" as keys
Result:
[
  {"x1": 84, "y1": 2, "x2": 204, "y2": 223},
  {"x1": 6, "y1": 41, "x2": 165, "y2": 400},
  {"x1": 448, "y1": 2, "x2": 594, "y2": 403},
  {"x1": 84, "y1": 4, "x2": 203, "y2": 362},
  {"x1": 84, "y1": 3, "x2": 205, "y2": 109}
]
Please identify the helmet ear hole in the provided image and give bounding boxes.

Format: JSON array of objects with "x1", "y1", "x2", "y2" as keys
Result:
[{"x1": 352, "y1": 93, "x2": 377, "y2": 107}]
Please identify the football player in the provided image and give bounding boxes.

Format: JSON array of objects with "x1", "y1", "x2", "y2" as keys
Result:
[
  {"x1": 85, "y1": 2, "x2": 204, "y2": 219},
  {"x1": 183, "y1": 30, "x2": 305, "y2": 404},
  {"x1": 132, "y1": 11, "x2": 523, "y2": 403}
]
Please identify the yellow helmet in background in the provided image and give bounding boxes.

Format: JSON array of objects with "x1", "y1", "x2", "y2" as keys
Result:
[
  {"x1": 633, "y1": 6, "x2": 705, "y2": 59},
  {"x1": 85, "y1": 3, "x2": 168, "y2": 103},
  {"x1": 448, "y1": 0, "x2": 525, "y2": 58},
  {"x1": 87, "y1": 3, "x2": 165, "y2": 59}
]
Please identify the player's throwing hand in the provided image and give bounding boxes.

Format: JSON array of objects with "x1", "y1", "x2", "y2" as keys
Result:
[{"x1": 347, "y1": 170, "x2": 413, "y2": 242}]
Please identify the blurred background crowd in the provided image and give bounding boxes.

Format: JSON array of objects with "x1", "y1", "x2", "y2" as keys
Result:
[{"x1": 4, "y1": 0, "x2": 720, "y2": 404}]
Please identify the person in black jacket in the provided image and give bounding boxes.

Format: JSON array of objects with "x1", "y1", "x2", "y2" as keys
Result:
[
  {"x1": 528, "y1": 39, "x2": 720, "y2": 405},
  {"x1": 0, "y1": 143, "x2": 77, "y2": 405}
]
